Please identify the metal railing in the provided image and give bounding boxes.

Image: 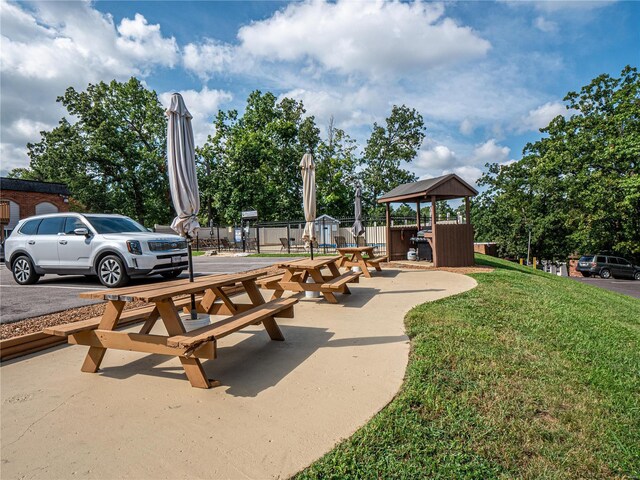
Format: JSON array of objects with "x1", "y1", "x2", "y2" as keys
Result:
[{"x1": 156, "y1": 211, "x2": 467, "y2": 256}]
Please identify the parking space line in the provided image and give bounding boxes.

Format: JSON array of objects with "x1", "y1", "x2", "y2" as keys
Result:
[{"x1": 0, "y1": 285, "x2": 103, "y2": 290}]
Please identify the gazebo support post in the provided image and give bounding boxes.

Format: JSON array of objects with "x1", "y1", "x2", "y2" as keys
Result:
[
  {"x1": 431, "y1": 195, "x2": 437, "y2": 267},
  {"x1": 465, "y1": 196, "x2": 471, "y2": 224},
  {"x1": 385, "y1": 203, "x2": 391, "y2": 263},
  {"x1": 416, "y1": 200, "x2": 421, "y2": 230}
]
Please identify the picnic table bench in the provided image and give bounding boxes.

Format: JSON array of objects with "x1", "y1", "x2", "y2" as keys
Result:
[
  {"x1": 337, "y1": 246, "x2": 388, "y2": 278},
  {"x1": 44, "y1": 272, "x2": 297, "y2": 389},
  {"x1": 257, "y1": 256, "x2": 360, "y2": 304}
]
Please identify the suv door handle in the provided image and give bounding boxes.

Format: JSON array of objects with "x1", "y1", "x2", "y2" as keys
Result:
[
  {"x1": 28, "y1": 240, "x2": 35, "y2": 245},
  {"x1": 59, "y1": 240, "x2": 68, "y2": 245}
]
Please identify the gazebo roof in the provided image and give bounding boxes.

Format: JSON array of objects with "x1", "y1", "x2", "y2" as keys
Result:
[{"x1": 377, "y1": 173, "x2": 478, "y2": 203}]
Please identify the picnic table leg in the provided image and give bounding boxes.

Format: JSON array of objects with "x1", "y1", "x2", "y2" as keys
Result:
[
  {"x1": 81, "y1": 300, "x2": 125, "y2": 373},
  {"x1": 199, "y1": 289, "x2": 218, "y2": 314},
  {"x1": 356, "y1": 253, "x2": 372, "y2": 278},
  {"x1": 270, "y1": 269, "x2": 295, "y2": 300},
  {"x1": 242, "y1": 280, "x2": 284, "y2": 341},
  {"x1": 327, "y1": 261, "x2": 351, "y2": 294},
  {"x1": 211, "y1": 287, "x2": 238, "y2": 314},
  {"x1": 139, "y1": 307, "x2": 160, "y2": 335},
  {"x1": 156, "y1": 300, "x2": 213, "y2": 389},
  {"x1": 309, "y1": 269, "x2": 339, "y2": 304}
]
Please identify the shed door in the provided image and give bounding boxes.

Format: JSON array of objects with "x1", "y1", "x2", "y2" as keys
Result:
[{"x1": 35, "y1": 201, "x2": 59, "y2": 215}]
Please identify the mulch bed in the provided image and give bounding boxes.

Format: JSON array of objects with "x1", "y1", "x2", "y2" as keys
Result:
[
  {"x1": 0, "y1": 300, "x2": 148, "y2": 340},
  {"x1": 0, "y1": 265, "x2": 282, "y2": 341},
  {"x1": 389, "y1": 261, "x2": 494, "y2": 275}
]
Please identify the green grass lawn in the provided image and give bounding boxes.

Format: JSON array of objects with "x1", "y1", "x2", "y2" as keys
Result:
[{"x1": 296, "y1": 254, "x2": 640, "y2": 479}]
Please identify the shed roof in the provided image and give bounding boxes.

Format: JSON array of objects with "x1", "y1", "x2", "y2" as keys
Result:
[
  {"x1": 315, "y1": 214, "x2": 340, "y2": 223},
  {"x1": 1, "y1": 177, "x2": 70, "y2": 196},
  {"x1": 377, "y1": 173, "x2": 478, "y2": 203}
]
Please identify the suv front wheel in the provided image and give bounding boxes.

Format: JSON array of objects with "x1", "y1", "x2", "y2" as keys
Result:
[
  {"x1": 12, "y1": 255, "x2": 40, "y2": 285},
  {"x1": 599, "y1": 268, "x2": 611, "y2": 279},
  {"x1": 98, "y1": 254, "x2": 130, "y2": 288}
]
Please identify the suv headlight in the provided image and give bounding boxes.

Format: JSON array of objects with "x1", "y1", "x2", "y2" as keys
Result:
[{"x1": 126, "y1": 240, "x2": 142, "y2": 255}]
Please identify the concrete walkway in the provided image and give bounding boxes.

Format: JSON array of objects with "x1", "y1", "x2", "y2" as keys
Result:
[{"x1": 1, "y1": 269, "x2": 477, "y2": 479}]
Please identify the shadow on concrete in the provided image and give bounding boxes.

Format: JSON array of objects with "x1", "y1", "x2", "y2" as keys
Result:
[{"x1": 95, "y1": 325, "x2": 408, "y2": 397}]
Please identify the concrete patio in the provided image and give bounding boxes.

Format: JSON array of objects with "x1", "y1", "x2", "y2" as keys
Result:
[{"x1": 1, "y1": 268, "x2": 476, "y2": 479}]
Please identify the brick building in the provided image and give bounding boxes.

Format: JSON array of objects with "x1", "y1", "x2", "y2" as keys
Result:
[{"x1": 0, "y1": 177, "x2": 70, "y2": 239}]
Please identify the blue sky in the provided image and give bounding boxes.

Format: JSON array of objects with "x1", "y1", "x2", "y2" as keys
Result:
[{"x1": 1, "y1": 0, "x2": 638, "y2": 185}]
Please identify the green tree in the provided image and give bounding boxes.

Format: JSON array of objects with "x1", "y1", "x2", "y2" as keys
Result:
[
  {"x1": 475, "y1": 66, "x2": 640, "y2": 259},
  {"x1": 11, "y1": 77, "x2": 170, "y2": 226},
  {"x1": 360, "y1": 105, "x2": 426, "y2": 216},
  {"x1": 315, "y1": 117, "x2": 361, "y2": 217},
  {"x1": 197, "y1": 91, "x2": 321, "y2": 224}
]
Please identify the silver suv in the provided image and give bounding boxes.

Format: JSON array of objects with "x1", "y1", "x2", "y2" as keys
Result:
[{"x1": 4, "y1": 213, "x2": 188, "y2": 288}]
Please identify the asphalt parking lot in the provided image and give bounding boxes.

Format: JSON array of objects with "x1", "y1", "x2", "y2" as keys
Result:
[
  {"x1": 571, "y1": 275, "x2": 640, "y2": 299},
  {"x1": 0, "y1": 255, "x2": 298, "y2": 324}
]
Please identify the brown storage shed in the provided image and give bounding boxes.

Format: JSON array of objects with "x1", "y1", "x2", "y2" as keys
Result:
[{"x1": 377, "y1": 174, "x2": 478, "y2": 267}]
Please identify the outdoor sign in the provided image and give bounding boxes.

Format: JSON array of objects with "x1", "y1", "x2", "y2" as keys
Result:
[
  {"x1": 241, "y1": 209, "x2": 258, "y2": 220},
  {"x1": 234, "y1": 228, "x2": 242, "y2": 243}
]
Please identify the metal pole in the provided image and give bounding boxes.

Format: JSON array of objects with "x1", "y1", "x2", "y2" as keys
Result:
[
  {"x1": 526, "y1": 228, "x2": 531, "y2": 266},
  {"x1": 256, "y1": 222, "x2": 260, "y2": 253},
  {"x1": 287, "y1": 223, "x2": 291, "y2": 254},
  {"x1": 322, "y1": 217, "x2": 326, "y2": 253},
  {"x1": 217, "y1": 225, "x2": 220, "y2": 252},
  {"x1": 242, "y1": 220, "x2": 246, "y2": 252},
  {"x1": 187, "y1": 239, "x2": 196, "y2": 319}
]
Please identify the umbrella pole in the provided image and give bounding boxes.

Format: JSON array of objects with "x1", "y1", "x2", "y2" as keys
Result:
[
  {"x1": 187, "y1": 238, "x2": 197, "y2": 319},
  {"x1": 310, "y1": 241, "x2": 314, "y2": 260}
]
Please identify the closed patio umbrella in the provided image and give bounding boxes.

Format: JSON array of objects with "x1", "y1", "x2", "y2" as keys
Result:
[
  {"x1": 352, "y1": 185, "x2": 365, "y2": 239},
  {"x1": 166, "y1": 92, "x2": 200, "y2": 318},
  {"x1": 300, "y1": 153, "x2": 316, "y2": 260}
]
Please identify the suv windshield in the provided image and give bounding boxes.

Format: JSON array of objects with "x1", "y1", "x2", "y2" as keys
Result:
[
  {"x1": 85, "y1": 215, "x2": 147, "y2": 234},
  {"x1": 579, "y1": 255, "x2": 594, "y2": 262}
]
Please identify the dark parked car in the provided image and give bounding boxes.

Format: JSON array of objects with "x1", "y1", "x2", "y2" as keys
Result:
[{"x1": 576, "y1": 254, "x2": 640, "y2": 280}]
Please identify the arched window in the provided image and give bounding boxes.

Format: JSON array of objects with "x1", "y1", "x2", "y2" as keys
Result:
[{"x1": 35, "y1": 201, "x2": 59, "y2": 215}]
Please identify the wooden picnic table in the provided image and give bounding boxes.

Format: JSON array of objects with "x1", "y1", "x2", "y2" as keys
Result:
[
  {"x1": 337, "y1": 246, "x2": 388, "y2": 278},
  {"x1": 257, "y1": 256, "x2": 360, "y2": 304},
  {"x1": 44, "y1": 272, "x2": 297, "y2": 389}
]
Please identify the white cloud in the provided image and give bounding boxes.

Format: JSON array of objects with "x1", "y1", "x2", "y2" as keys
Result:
[
  {"x1": 0, "y1": 143, "x2": 30, "y2": 176},
  {"x1": 530, "y1": 0, "x2": 616, "y2": 12},
  {"x1": 443, "y1": 165, "x2": 484, "y2": 186},
  {"x1": 0, "y1": 1, "x2": 178, "y2": 172},
  {"x1": 159, "y1": 87, "x2": 233, "y2": 147},
  {"x1": 236, "y1": 0, "x2": 490, "y2": 77},
  {"x1": 459, "y1": 119, "x2": 474, "y2": 135},
  {"x1": 411, "y1": 139, "x2": 509, "y2": 188},
  {"x1": 518, "y1": 101, "x2": 568, "y2": 132},
  {"x1": 281, "y1": 87, "x2": 383, "y2": 133},
  {"x1": 472, "y1": 139, "x2": 510, "y2": 164},
  {"x1": 533, "y1": 16, "x2": 558, "y2": 33},
  {"x1": 182, "y1": 40, "x2": 241, "y2": 80},
  {"x1": 116, "y1": 14, "x2": 179, "y2": 67},
  {"x1": 416, "y1": 145, "x2": 458, "y2": 170}
]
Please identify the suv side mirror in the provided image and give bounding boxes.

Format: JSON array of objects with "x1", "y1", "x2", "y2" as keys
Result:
[{"x1": 74, "y1": 227, "x2": 89, "y2": 236}]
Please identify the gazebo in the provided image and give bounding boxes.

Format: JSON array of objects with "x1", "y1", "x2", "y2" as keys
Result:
[{"x1": 377, "y1": 173, "x2": 478, "y2": 267}]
